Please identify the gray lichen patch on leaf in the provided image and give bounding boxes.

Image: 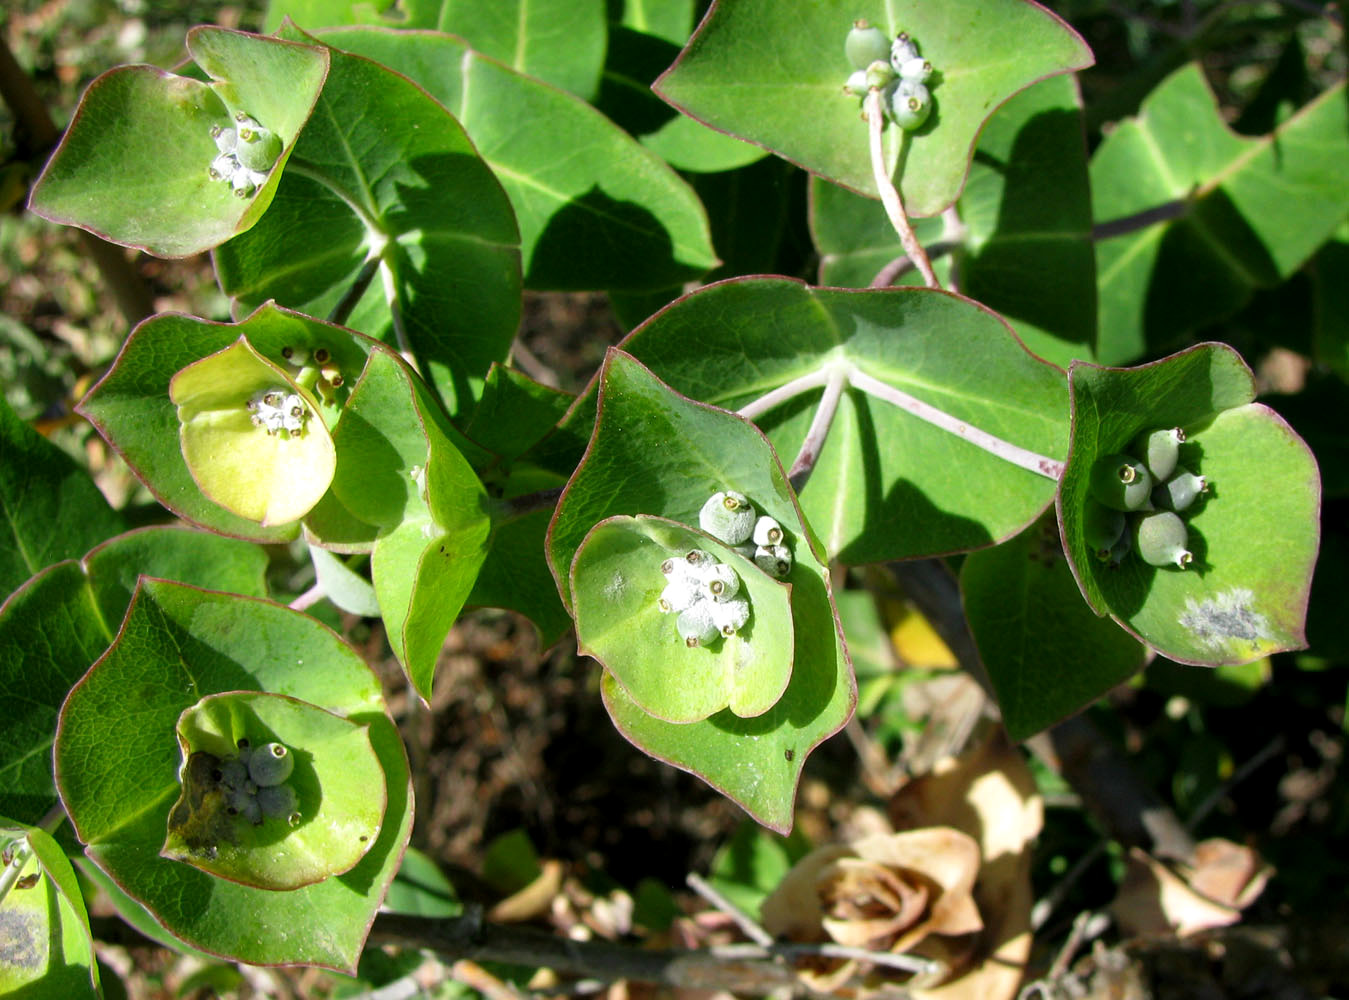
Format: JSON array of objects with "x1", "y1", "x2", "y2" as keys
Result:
[{"x1": 1178, "y1": 588, "x2": 1274, "y2": 655}]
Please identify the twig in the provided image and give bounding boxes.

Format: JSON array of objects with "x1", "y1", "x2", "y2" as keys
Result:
[
  {"x1": 864, "y1": 89, "x2": 938, "y2": 289},
  {"x1": 778, "y1": 941, "x2": 939, "y2": 977},
  {"x1": 848, "y1": 368, "x2": 1064, "y2": 480},
  {"x1": 686, "y1": 872, "x2": 773, "y2": 946},
  {"x1": 869, "y1": 239, "x2": 961, "y2": 288},
  {"x1": 495, "y1": 485, "x2": 565, "y2": 521},
  {"x1": 288, "y1": 582, "x2": 325, "y2": 612},
  {"x1": 787, "y1": 364, "x2": 848, "y2": 492},
  {"x1": 1185, "y1": 734, "x2": 1285, "y2": 831}
]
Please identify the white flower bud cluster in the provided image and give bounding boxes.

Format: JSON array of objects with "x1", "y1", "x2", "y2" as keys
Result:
[
  {"x1": 217, "y1": 739, "x2": 300, "y2": 827},
  {"x1": 842, "y1": 21, "x2": 935, "y2": 131},
  {"x1": 279, "y1": 345, "x2": 344, "y2": 406},
  {"x1": 659, "y1": 548, "x2": 749, "y2": 647},
  {"x1": 698, "y1": 490, "x2": 792, "y2": 579},
  {"x1": 207, "y1": 112, "x2": 283, "y2": 199},
  {"x1": 247, "y1": 387, "x2": 309, "y2": 437}
]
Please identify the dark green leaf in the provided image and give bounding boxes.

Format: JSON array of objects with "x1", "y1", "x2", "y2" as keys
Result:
[
  {"x1": 0, "y1": 395, "x2": 123, "y2": 597},
  {"x1": 1092, "y1": 66, "x2": 1349, "y2": 364},
  {"x1": 961, "y1": 513, "x2": 1146, "y2": 740}
]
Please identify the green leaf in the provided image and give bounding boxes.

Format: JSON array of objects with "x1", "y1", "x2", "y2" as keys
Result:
[
  {"x1": 961, "y1": 513, "x2": 1146, "y2": 741},
  {"x1": 572, "y1": 515, "x2": 794, "y2": 722},
  {"x1": 548, "y1": 352, "x2": 854, "y2": 831},
  {"x1": 29, "y1": 29, "x2": 327, "y2": 257},
  {"x1": 0, "y1": 823, "x2": 99, "y2": 998},
  {"x1": 468, "y1": 496, "x2": 573, "y2": 646},
  {"x1": 1058, "y1": 344, "x2": 1319, "y2": 665},
  {"x1": 78, "y1": 303, "x2": 375, "y2": 543},
  {"x1": 654, "y1": 0, "x2": 1091, "y2": 217},
  {"x1": 0, "y1": 528, "x2": 268, "y2": 826},
  {"x1": 165, "y1": 691, "x2": 383, "y2": 890},
  {"x1": 0, "y1": 395, "x2": 123, "y2": 598},
  {"x1": 604, "y1": 278, "x2": 1069, "y2": 563},
  {"x1": 1312, "y1": 239, "x2": 1349, "y2": 382},
  {"x1": 384, "y1": 847, "x2": 461, "y2": 917},
  {"x1": 314, "y1": 27, "x2": 717, "y2": 292},
  {"x1": 74, "y1": 857, "x2": 215, "y2": 960},
  {"x1": 334, "y1": 350, "x2": 490, "y2": 699},
  {"x1": 463, "y1": 365, "x2": 573, "y2": 461},
  {"x1": 813, "y1": 74, "x2": 1096, "y2": 366},
  {"x1": 269, "y1": 0, "x2": 609, "y2": 100},
  {"x1": 309, "y1": 544, "x2": 380, "y2": 616},
  {"x1": 215, "y1": 31, "x2": 521, "y2": 417},
  {"x1": 598, "y1": 25, "x2": 767, "y2": 173},
  {"x1": 170, "y1": 336, "x2": 337, "y2": 526},
  {"x1": 54, "y1": 579, "x2": 411, "y2": 970},
  {"x1": 621, "y1": 0, "x2": 696, "y2": 46},
  {"x1": 706, "y1": 820, "x2": 812, "y2": 920},
  {"x1": 1092, "y1": 66, "x2": 1349, "y2": 364}
]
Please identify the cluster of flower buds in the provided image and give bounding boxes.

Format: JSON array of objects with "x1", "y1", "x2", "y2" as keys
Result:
[
  {"x1": 247, "y1": 387, "x2": 309, "y2": 437},
  {"x1": 1086, "y1": 426, "x2": 1209, "y2": 569},
  {"x1": 842, "y1": 20, "x2": 934, "y2": 130},
  {"x1": 208, "y1": 111, "x2": 283, "y2": 198},
  {"x1": 279, "y1": 345, "x2": 344, "y2": 406},
  {"x1": 659, "y1": 548, "x2": 750, "y2": 647},
  {"x1": 698, "y1": 490, "x2": 792, "y2": 579},
  {"x1": 216, "y1": 739, "x2": 300, "y2": 827}
]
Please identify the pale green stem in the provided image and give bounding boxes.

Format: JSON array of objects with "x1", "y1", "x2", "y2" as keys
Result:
[
  {"x1": 787, "y1": 364, "x2": 849, "y2": 491},
  {"x1": 0, "y1": 804, "x2": 64, "y2": 907},
  {"x1": 864, "y1": 88, "x2": 939, "y2": 289}
]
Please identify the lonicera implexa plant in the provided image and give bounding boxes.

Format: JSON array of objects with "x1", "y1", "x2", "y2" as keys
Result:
[{"x1": 2, "y1": 0, "x2": 1342, "y2": 995}]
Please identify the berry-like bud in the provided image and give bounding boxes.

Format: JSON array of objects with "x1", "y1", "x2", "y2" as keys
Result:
[
  {"x1": 676, "y1": 604, "x2": 719, "y2": 647},
  {"x1": 218, "y1": 757, "x2": 249, "y2": 789},
  {"x1": 897, "y1": 57, "x2": 932, "y2": 82},
  {"x1": 1134, "y1": 426, "x2": 1185, "y2": 481},
  {"x1": 659, "y1": 578, "x2": 698, "y2": 614},
  {"x1": 234, "y1": 125, "x2": 283, "y2": 173},
  {"x1": 1089, "y1": 453, "x2": 1154, "y2": 511},
  {"x1": 1082, "y1": 499, "x2": 1126, "y2": 560},
  {"x1": 1134, "y1": 511, "x2": 1193, "y2": 569},
  {"x1": 864, "y1": 59, "x2": 896, "y2": 91},
  {"x1": 754, "y1": 544, "x2": 792, "y2": 578},
  {"x1": 887, "y1": 79, "x2": 931, "y2": 129},
  {"x1": 702, "y1": 562, "x2": 741, "y2": 602},
  {"x1": 1152, "y1": 467, "x2": 1207, "y2": 511},
  {"x1": 700, "y1": 491, "x2": 756, "y2": 545},
  {"x1": 257, "y1": 783, "x2": 298, "y2": 820},
  {"x1": 891, "y1": 32, "x2": 919, "y2": 69},
  {"x1": 225, "y1": 786, "x2": 262, "y2": 824},
  {"x1": 846, "y1": 22, "x2": 891, "y2": 70},
  {"x1": 247, "y1": 742, "x2": 293, "y2": 787},
  {"x1": 845, "y1": 69, "x2": 870, "y2": 96},
  {"x1": 752, "y1": 515, "x2": 784, "y2": 547},
  {"x1": 710, "y1": 598, "x2": 750, "y2": 637}
]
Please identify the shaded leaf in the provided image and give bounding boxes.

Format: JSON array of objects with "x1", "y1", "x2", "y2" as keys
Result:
[
  {"x1": 315, "y1": 27, "x2": 717, "y2": 292},
  {"x1": 1092, "y1": 65, "x2": 1349, "y2": 363},
  {"x1": 0, "y1": 395, "x2": 123, "y2": 598}
]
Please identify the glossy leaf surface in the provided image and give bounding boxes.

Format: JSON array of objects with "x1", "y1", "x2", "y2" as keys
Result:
[
  {"x1": 316, "y1": 27, "x2": 717, "y2": 292},
  {"x1": 215, "y1": 31, "x2": 521, "y2": 416},
  {"x1": 548, "y1": 352, "x2": 854, "y2": 831},
  {"x1": 29, "y1": 29, "x2": 327, "y2": 257},
  {"x1": 0, "y1": 528, "x2": 267, "y2": 826},
  {"x1": 1059, "y1": 344, "x2": 1319, "y2": 664},
  {"x1": 165, "y1": 691, "x2": 383, "y2": 890},
  {"x1": 572, "y1": 515, "x2": 794, "y2": 722},
  {"x1": 0, "y1": 396, "x2": 123, "y2": 597},
  {"x1": 79, "y1": 304, "x2": 374, "y2": 543},
  {"x1": 655, "y1": 0, "x2": 1091, "y2": 216},
  {"x1": 54, "y1": 580, "x2": 410, "y2": 970},
  {"x1": 1092, "y1": 65, "x2": 1349, "y2": 364},
  {"x1": 600, "y1": 278, "x2": 1069, "y2": 563},
  {"x1": 961, "y1": 513, "x2": 1146, "y2": 740}
]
